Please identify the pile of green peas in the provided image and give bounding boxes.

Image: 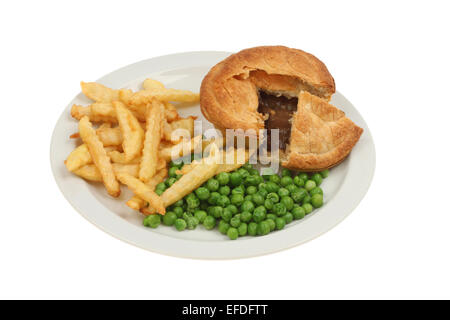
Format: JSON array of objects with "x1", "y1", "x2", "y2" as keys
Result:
[{"x1": 143, "y1": 154, "x2": 329, "y2": 240}]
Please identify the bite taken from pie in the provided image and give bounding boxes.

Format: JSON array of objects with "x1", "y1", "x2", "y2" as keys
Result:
[{"x1": 200, "y1": 45, "x2": 363, "y2": 171}]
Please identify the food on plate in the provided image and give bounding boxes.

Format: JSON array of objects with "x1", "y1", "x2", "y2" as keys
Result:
[
  {"x1": 81, "y1": 81, "x2": 120, "y2": 102},
  {"x1": 282, "y1": 91, "x2": 363, "y2": 170},
  {"x1": 78, "y1": 116, "x2": 120, "y2": 197},
  {"x1": 139, "y1": 100, "x2": 164, "y2": 182},
  {"x1": 200, "y1": 45, "x2": 362, "y2": 171}
]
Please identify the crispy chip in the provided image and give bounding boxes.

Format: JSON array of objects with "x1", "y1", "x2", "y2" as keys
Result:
[
  {"x1": 116, "y1": 172, "x2": 165, "y2": 214},
  {"x1": 97, "y1": 126, "x2": 123, "y2": 146},
  {"x1": 143, "y1": 78, "x2": 165, "y2": 90},
  {"x1": 139, "y1": 101, "x2": 164, "y2": 182},
  {"x1": 126, "y1": 167, "x2": 168, "y2": 211},
  {"x1": 159, "y1": 135, "x2": 203, "y2": 161},
  {"x1": 130, "y1": 87, "x2": 199, "y2": 105},
  {"x1": 79, "y1": 116, "x2": 120, "y2": 197},
  {"x1": 81, "y1": 81, "x2": 119, "y2": 102},
  {"x1": 65, "y1": 144, "x2": 91, "y2": 172},
  {"x1": 74, "y1": 163, "x2": 140, "y2": 182},
  {"x1": 114, "y1": 101, "x2": 144, "y2": 162},
  {"x1": 108, "y1": 150, "x2": 141, "y2": 164}
]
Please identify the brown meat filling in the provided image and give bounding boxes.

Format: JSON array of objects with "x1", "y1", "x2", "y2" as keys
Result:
[{"x1": 258, "y1": 91, "x2": 298, "y2": 151}]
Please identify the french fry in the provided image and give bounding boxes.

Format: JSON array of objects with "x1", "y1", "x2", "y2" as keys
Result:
[
  {"x1": 160, "y1": 145, "x2": 220, "y2": 207},
  {"x1": 159, "y1": 135, "x2": 203, "y2": 161},
  {"x1": 164, "y1": 102, "x2": 179, "y2": 122},
  {"x1": 81, "y1": 81, "x2": 119, "y2": 102},
  {"x1": 79, "y1": 116, "x2": 120, "y2": 197},
  {"x1": 140, "y1": 206, "x2": 156, "y2": 215},
  {"x1": 65, "y1": 144, "x2": 91, "y2": 172},
  {"x1": 116, "y1": 172, "x2": 165, "y2": 214},
  {"x1": 130, "y1": 87, "x2": 199, "y2": 105},
  {"x1": 139, "y1": 101, "x2": 164, "y2": 182},
  {"x1": 97, "y1": 126, "x2": 123, "y2": 146},
  {"x1": 216, "y1": 148, "x2": 249, "y2": 173},
  {"x1": 168, "y1": 117, "x2": 195, "y2": 143},
  {"x1": 126, "y1": 167, "x2": 168, "y2": 211},
  {"x1": 74, "y1": 163, "x2": 140, "y2": 182},
  {"x1": 108, "y1": 150, "x2": 141, "y2": 164},
  {"x1": 143, "y1": 78, "x2": 165, "y2": 90},
  {"x1": 71, "y1": 104, "x2": 117, "y2": 123},
  {"x1": 114, "y1": 101, "x2": 144, "y2": 162}
]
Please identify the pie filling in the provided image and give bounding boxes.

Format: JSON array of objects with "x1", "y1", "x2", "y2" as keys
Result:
[{"x1": 257, "y1": 91, "x2": 298, "y2": 151}]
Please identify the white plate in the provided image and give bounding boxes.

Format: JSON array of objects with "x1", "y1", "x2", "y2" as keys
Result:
[{"x1": 50, "y1": 51, "x2": 376, "y2": 259}]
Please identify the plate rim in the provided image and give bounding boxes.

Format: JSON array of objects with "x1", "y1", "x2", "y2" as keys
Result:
[{"x1": 50, "y1": 50, "x2": 376, "y2": 260}]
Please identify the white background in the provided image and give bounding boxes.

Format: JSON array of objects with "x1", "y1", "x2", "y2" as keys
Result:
[{"x1": 1, "y1": 0, "x2": 449, "y2": 299}]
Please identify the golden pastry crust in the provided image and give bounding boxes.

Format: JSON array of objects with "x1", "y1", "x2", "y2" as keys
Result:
[
  {"x1": 200, "y1": 46, "x2": 336, "y2": 133},
  {"x1": 282, "y1": 92, "x2": 363, "y2": 171}
]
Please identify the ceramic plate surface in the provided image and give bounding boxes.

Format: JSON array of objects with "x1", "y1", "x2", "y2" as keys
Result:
[{"x1": 50, "y1": 51, "x2": 376, "y2": 259}]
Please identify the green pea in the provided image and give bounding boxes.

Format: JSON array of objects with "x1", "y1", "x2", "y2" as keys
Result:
[
  {"x1": 195, "y1": 187, "x2": 210, "y2": 200},
  {"x1": 298, "y1": 173, "x2": 308, "y2": 181},
  {"x1": 219, "y1": 185, "x2": 231, "y2": 196},
  {"x1": 302, "y1": 194, "x2": 311, "y2": 204},
  {"x1": 283, "y1": 213, "x2": 293, "y2": 224},
  {"x1": 275, "y1": 217, "x2": 286, "y2": 230},
  {"x1": 206, "y1": 178, "x2": 220, "y2": 191},
  {"x1": 230, "y1": 194, "x2": 244, "y2": 206},
  {"x1": 266, "y1": 219, "x2": 276, "y2": 231},
  {"x1": 292, "y1": 206, "x2": 306, "y2": 220},
  {"x1": 238, "y1": 168, "x2": 250, "y2": 179},
  {"x1": 269, "y1": 174, "x2": 281, "y2": 185},
  {"x1": 309, "y1": 187, "x2": 323, "y2": 196},
  {"x1": 208, "y1": 192, "x2": 221, "y2": 205},
  {"x1": 248, "y1": 222, "x2": 258, "y2": 236},
  {"x1": 252, "y1": 193, "x2": 265, "y2": 206},
  {"x1": 194, "y1": 210, "x2": 207, "y2": 223},
  {"x1": 257, "y1": 189, "x2": 268, "y2": 199},
  {"x1": 302, "y1": 203, "x2": 313, "y2": 214},
  {"x1": 143, "y1": 214, "x2": 161, "y2": 228},
  {"x1": 273, "y1": 202, "x2": 287, "y2": 216},
  {"x1": 230, "y1": 215, "x2": 241, "y2": 228},
  {"x1": 246, "y1": 186, "x2": 257, "y2": 195},
  {"x1": 156, "y1": 182, "x2": 166, "y2": 192},
  {"x1": 162, "y1": 211, "x2": 177, "y2": 226},
  {"x1": 244, "y1": 195, "x2": 253, "y2": 202},
  {"x1": 293, "y1": 176, "x2": 305, "y2": 187},
  {"x1": 266, "y1": 213, "x2": 277, "y2": 221},
  {"x1": 221, "y1": 208, "x2": 233, "y2": 222},
  {"x1": 173, "y1": 206, "x2": 184, "y2": 218},
  {"x1": 265, "y1": 181, "x2": 279, "y2": 193},
  {"x1": 217, "y1": 195, "x2": 230, "y2": 207},
  {"x1": 165, "y1": 177, "x2": 177, "y2": 187},
  {"x1": 238, "y1": 223, "x2": 248, "y2": 236},
  {"x1": 286, "y1": 184, "x2": 298, "y2": 194},
  {"x1": 267, "y1": 192, "x2": 279, "y2": 203},
  {"x1": 231, "y1": 185, "x2": 245, "y2": 195},
  {"x1": 203, "y1": 216, "x2": 216, "y2": 230},
  {"x1": 183, "y1": 212, "x2": 192, "y2": 220},
  {"x1": 278, "y1": 188, "x2": 290, "y2": 197},
  {"x1": 226, "y1": 204, "x2": 238, "y2": 215},
  {"x1": 170, "y1": 160, "x2": 183, "y2": 168},
  {"x1": 311, "y1": 173, "x2": 323, "y2": 186},
  {"x1": 243, "y1": 163, "x2": 253, "y2": 171},
  {"x1": 257, "y1": 221, "x2": 271, "y2": 236},
  {"x1": 218, "y1": 220, "x2": 230, "y2": 235},
  {"x1": 230, "y1": 172, "x2": 243, "y2": 186},
  {"x1": 291, "y1": 189, "x2": 307, "y2": 203},
  {"x1": 186, "y1": 195, "x2": 200, "y2": 209},
  {"x1": 311, "y1": 194, "x2": 323, "y2": 208},
  {"x1": 258, "y1": 182, "x2": 267, "y2": 190},
  {"x1": 264, "y1": 199, "x2": 274, "y2": 210},
  {"x1": 244, "y1": 175, "x2": 259, "y2": 187},
  {"x1": 168, "y1": 166, "x2": 178, "y2": 178},
  {"x1": 187, "y1": 217, "x2": 199, "y2": 230},
  {"x1": 253, "y1": 206, "x2": 267, "y2": 222},
  {"x1": 241, "y1": 200, "x2": 255, "y2": 213},
  {"x1": 281, "y1": 168, "x2": 292, "y2": 177},
  {"x1": 227, "y1": 227, "x2": 239, "y2": 240},
  {"x1": 320, "y1": 169, "x2": 329, "y2": 178},
  {"x1": 305, "y1": 180, "x2": 317, "y2": 191},
  {"x1": 280, "y1": 176, "x2": 293, "y2": 187},
  {"x1": 173, "y1": 199, "x2": 184, "y2": 207},
  {"x1": 281, "y1": 196, "x2": 294, "y2": 211},
  {"x1": 175, "y1": 218, "x2": 187, "y2": 231},
  {"x1": 216, "y1": 172, "x2": 230, "y2": 186},
  {"x1": 210, "y1": 206, "x2": 223, "y2": 218},
  {"x1": 199, "y1": 201, "x2": 209, "y2": 210},
  {"x1": 240, "y1": 211, "x2": 252, "y2": 222}
]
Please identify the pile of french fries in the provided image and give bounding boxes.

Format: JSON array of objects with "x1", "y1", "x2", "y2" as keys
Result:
[{"x1": 65, "y1": 79, "x2": 247, "y2": 216}]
